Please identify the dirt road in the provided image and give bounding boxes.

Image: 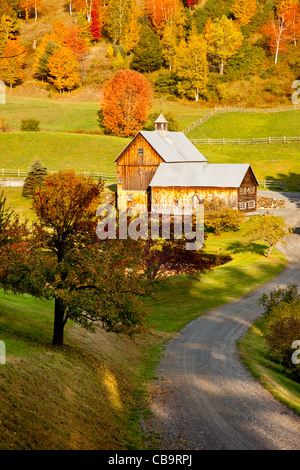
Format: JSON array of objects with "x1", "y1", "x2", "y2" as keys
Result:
[{"x1": 147, "y1": 191, "x2": 300, "y2": 450}]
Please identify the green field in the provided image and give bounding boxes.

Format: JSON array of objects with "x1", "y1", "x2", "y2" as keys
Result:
[
  {"x1": 1, "y1": 134, "x2": 300, "y2": 189},
  {"x1": 238, "y1": 317, "x2": 300, "y2": 415},
  {"x1": 198, "y1": 144, "x2": 300, "y2": 190},
  {"x1": 0, "y1": 132, "x2": 128, "y2": 174},
  {"x1": 146, "y1": 224, "x2": 286, "y2": 333},
  {"x1": 187, "y1": 110, "x2": 300, "y2": 140},
  {"x1": 0, "y1": 96, "x2": 207, "y2": 132}
]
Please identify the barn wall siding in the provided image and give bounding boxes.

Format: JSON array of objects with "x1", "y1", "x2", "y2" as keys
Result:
[
  {"x1": 117, "y1": 134, "x2": 163, "y2": 196},
  {"x1": 151, "y1": 187, "x2": 239, "y2": 211}
]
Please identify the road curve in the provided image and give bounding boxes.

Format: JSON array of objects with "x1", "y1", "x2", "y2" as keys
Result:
[{"x1": 147, "y1": 191, "x2": 300, "y2": 450}]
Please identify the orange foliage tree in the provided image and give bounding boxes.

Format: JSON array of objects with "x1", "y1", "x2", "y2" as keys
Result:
[
  {"x1": 64, "y1": 24, "x2": 89, "y2": 60},
  {"x1": 145, "y1": 0, "x2": 183, "y2": 35},
  {"x1": 101, "y1": 70, "x2": 152, "y2": 137}
]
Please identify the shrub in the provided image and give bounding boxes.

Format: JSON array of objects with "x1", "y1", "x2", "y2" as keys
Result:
[
  {"x1": 204, "y1": 196, "x2": 245, "y2": 235},
  {"x1": 259, "y1": 285, "x2": 299, "y2": 317},
  {"x1": 20, "y1": 118, "x2": 40, "y2": 132},
  {"x1": 265, "y1": 300, "x2": 300, "y2": 380}
]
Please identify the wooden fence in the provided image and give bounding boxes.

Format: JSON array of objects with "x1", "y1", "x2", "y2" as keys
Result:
[
  {"x1": 184, "y1": 103, "x2": 300, "y2": 134},
  {"x1": 258, "y1": 179, "x2": 286, "y2": 189},
  {"x1": 189, "y1": 136, "x2": 300, "y2": 145},
  {"x1": 0, "y1": 169, "x2": 117, "y2": 181}
]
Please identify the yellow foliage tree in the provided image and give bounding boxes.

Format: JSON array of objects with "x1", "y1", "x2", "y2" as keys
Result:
[
  {"x1": 162, "y1": 9, "x2": 186, "y2": 70},
  {"x1": 122, "y1": 2, "x2": 141, "y2": 54},
  {"x1": 48, "y1": 46, "x2": 80, "y2": 93},
  {"x1": 205, "y1": 15, "x2": 243, "y2": 75},
  {"x1": 1, "y1": 38, "x2": 26, "y2": 91},
  {"x1": 231, "y1": 0, "x2": 257, "y2": 25},
  {"x1": 174, "y1": 27, "x2": 208, "y2": 101}
]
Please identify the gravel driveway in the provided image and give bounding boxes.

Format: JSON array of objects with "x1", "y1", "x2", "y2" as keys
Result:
[{"x1": 146, "y1": 191, "x2": 300, "y2": 450}]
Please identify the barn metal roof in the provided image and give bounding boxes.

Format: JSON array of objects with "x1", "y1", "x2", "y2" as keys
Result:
[
  {"x1": 140, "y1": 131, "x2": 207, "y2": 163},
  {"x1": 150, "y1": 163, "x2": 258, "y2": 188}
]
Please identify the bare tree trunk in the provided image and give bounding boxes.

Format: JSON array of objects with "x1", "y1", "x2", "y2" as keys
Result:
[{"x1": 53, "y1": 298, "x2": 65, "y2": 346}]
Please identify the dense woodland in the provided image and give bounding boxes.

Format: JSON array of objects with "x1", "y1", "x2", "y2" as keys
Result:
[{"x1": 0, "y1": 0, "x2": 299, "y2": 106}]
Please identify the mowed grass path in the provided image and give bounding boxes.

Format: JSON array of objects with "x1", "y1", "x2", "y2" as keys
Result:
[{"x1": 187, "y1": 110, "x2": 300, "y2": 139}]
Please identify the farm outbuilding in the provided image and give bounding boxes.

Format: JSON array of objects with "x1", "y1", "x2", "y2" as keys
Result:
[{"x1": 115, "y1": 114, "x2": 258, "y2": 213}]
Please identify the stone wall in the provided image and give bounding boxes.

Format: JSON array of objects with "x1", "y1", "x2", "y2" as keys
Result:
[{"x1": 257, "y1": 196, "x2": 285, "y2": 209}]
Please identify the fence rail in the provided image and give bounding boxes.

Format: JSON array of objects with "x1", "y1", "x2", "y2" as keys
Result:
[
  {"x1": 184, "y1": 104, "x2": 300, "y2": 134},
  {"x1": 0, "y1": 169, "x2": 117, "y2": 181},
  {"x1": 190, "y1": 136, "x2": 300, "y2": 145},
  {"x1": 258, "y1": 179, "x2": 286, "y2": 189}
]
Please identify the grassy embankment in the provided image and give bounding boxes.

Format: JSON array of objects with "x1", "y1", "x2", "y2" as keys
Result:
[
  {"x1": 0, "y1": 191, "x2": 287, "y2": 449},
  {"x1": 237, "y1": 317, "x2": 300, "y2": 415}
]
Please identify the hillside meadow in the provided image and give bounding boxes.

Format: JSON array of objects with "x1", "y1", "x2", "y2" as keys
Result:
[{"x1": 0, "y1": 203, "x2": 287, "y2": 448}]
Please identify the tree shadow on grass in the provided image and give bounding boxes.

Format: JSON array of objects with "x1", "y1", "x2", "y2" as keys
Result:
[{"x1": 226, "y1": 241, "x2": 267, "y2": 257}]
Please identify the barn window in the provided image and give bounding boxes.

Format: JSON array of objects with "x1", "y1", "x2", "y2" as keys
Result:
[
  {"x1": 127, "y1": 194, "x2": 133, "y2": 202},
  {"x1": 239, "y1": 187, "x2": 246, "y2": 194},
  {"x1": 248, "y1": 200, "x2": 255, "y2": 209},
  {"x1": 248, "y1": 186, "x2": 255, "y2": 194},
  {"x1": 138, "y1": 148, "x2": 144, "y2": 155},
  {"x1": 239, "y1": 202, "x2": 246, "y2": 210}
]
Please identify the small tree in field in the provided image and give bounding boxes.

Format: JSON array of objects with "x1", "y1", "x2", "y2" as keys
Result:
[
  {"x1": 101, "y1": 69, "x2": 152, "y2": 137},
  {"x1": 204, "y1": 197, "x2": 245, "y2": 236},
  {"x1": 246, "y1": 214, "x2": 293, "y2": 257},
  {"x1": 22, "y1": 159, "x2": 47, "y2": 197},
  {"x1": 9, "y1": 170, "x2": 152, "y2": 346}
]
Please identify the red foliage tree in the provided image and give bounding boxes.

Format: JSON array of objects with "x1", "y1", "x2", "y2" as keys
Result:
[
  {"x1": 101, "y1": 69, "x2": 152, "y2": 137},
  {"x1": 90, "y1": 0, "x2": 105, "y2": 40}
]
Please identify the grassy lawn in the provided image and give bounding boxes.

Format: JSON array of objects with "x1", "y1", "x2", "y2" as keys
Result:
[
  {"x1": 198, "y1": 144, "x2": 300, "y2": 191},
  {"x1": 1, "y1": 133, "x2": 300, "y2": 190},
  {"x1": 237, "y1": 317, "x2": 300, "y2": 415},
  {"x1": 146, "y1": 224, "x2": 286, "y2": 333},
  {"x1": 0, "y1": 132, "x2": 128, "y2": 174},
  {"x1": 0, "y1": 207, "x2": 287, "y2": 449},
  {"x1": 0, "y1": 290, "x2": 165, "y2": 450},
  {"x1": 0, "y1": 96, "x2": 207, "y2": 132},
  {"x1": 187, "y1": 110, "x2": 300, "y2": 140}
]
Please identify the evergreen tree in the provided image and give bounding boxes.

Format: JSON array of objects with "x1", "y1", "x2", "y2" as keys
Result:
[
  {"x1": 22, "y1": 160, "x2": 47, "y2": 198},
  {"x1": 131, "y1": 25, "x2": 163, "y2": 73},
  {"x1": 33, "y1": 40, "x2": 59, "y2": 81},
  {"x1": 0, "y1": 189, "x2": 12, "y2": 236}
]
